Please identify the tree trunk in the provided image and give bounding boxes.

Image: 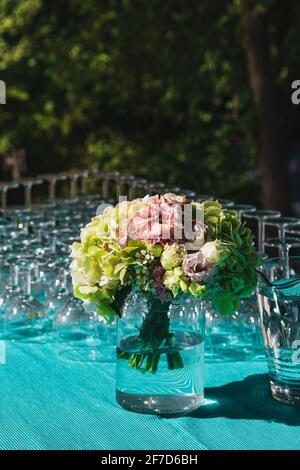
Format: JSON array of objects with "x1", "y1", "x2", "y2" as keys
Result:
[{"x1": 241, "y1": 0, "x2": 290, "y2": 213}]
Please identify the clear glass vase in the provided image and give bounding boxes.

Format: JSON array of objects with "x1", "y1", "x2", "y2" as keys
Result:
[{"x1": 116, "y1": 289, "x2": 205, "y2": 415}]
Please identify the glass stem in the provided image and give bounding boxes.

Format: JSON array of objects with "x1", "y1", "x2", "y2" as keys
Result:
[
  {"x1": 51, "y1": 236, "x2": 57, "y2": 254},
  {"x1": 128, "y1": 185, "x2": 135, "y2": 201},
  {"x1": 81, "y1": 175, "x2": 87, "y2": 194},
  {"x1": 283, "y1": 245, "x2": 290, "y2": 279},
  {"x1": 10, "y1": 265, "x2": 19, "y2": 288},
  {"x1": 70, "y1": 177, "x2": 78, "y2": 198},
  {"x1": 116, "y1": 182, "x2": 123, "y2": 201},
  {"x1": 1, "y1": 188, "x2": 7, "y2": 213},
  {"x1": 258, "y1": 220, "x2": 265, "y2": 254},
  {"x1": 25, "y1": 184, "x2": 32, "y2": 207},
  {"x1": 18, "y1": 270, "x2": 31, "y2": 296},
  {"x1": 49, "y1": 180, "x2": 56, "y2": 202},
  {"x1": 278, "y1": 225, "x2": 285, "y2": 239},
  {"x1": 102, "y1": 178, "x2": 109, "y2": 199},
  {"x1": 62, "y1": 270, "x2": 69, "y2": 294}
]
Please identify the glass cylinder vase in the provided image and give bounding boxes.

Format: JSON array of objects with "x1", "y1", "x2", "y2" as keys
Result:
[{"x1": 116, "y1": 289, "x2": 205, "y2": 415}]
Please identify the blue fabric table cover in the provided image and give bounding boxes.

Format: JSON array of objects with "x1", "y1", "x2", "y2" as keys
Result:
[{"x1": 0, "y1": 342, "x2": 299, "y2": 450}]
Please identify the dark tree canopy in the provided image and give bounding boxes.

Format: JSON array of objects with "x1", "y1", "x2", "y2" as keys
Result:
[{"x1": 0, "y1": 0, "x2": 299, "y2": 208}]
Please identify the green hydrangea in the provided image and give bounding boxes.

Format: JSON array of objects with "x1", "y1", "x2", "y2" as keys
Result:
[
  {"x1": 163, "y1": 267, "x2": 189, "y2": 296},
  {"x1": 200, "y1": 203, "x2": 260, "y2": 314},
  {"x1": 160, "y1": 243, "x2": 186, "y2": 270}
]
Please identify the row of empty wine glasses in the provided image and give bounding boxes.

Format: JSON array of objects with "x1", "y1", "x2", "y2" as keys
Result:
[
  {"x1": 1, "y1": 169, "x2": 244, "y2": 209},
  {"x1": 1, "y1": 169, "x2": 299, "y2": 364},
  {"x1": 0, "y1": 193, "x2": 113, "y2": 360}
]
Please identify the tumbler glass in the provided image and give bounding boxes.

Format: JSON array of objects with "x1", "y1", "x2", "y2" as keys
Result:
[{"x1": 257, "y1": 257, "x2": 300, "y2": 406}]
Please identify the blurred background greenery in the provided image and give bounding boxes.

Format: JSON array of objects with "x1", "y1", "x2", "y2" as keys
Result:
[{"x1": 0, "y1": 0, "x2": 299, "y2": 211}]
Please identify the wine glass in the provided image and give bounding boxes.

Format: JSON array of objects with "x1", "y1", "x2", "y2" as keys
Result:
[
  {"x1": 39, "y1": 174, "x2": 68, "y2": 202},
  {"x1": 217, "y1": 199, "x2": 234, "y2": 207},
  {"x1": 195, "y1": 194, "x2": 214, "y2": 202},
  {"x1": 228, "y1": 204, "x2": 256, "y2": 221},
  {"x1": 16, "y1": 177, "x2": 44, "y2": 207},
  {"x1": 116, "y1": 175, "x2": 135, "y2": 201},
  {"x1": 44, "y1": 267, "x2": 72, "y2": 324},
  {"x1": 263, "y1": 216, "x2": 300, "y2": 240},
  {"x1": 128, "y1": 178, "x2": 148, "y2": 200},
  {"x1": 52, "y1": 298, "x2": 101, "y2": 361},
  {"x1": 0, "y1": 181, "x2": 20, "y2": 215},
  {"x1": 285, "y1": 223, "x2": 300, "y2": 237},
  {"x1": 146, "y1": 182, "x2": 165, "y2": 195},
  {"x1": 101, "y1": 171, "x2": 120, "y2": 201},
  {"x1": 243, "y1": 210, "x2": 281, "y2": 256},
  {"x1": 79, "y1": 170, "x2": 90, "y2": 195},
  {"x1": 4, "y1": 268, "x2": 48, "y2": 342}
]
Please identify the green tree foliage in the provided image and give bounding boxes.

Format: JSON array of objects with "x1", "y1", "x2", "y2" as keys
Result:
[{"x1": 0, "y1": 0, "x2": 297, "y2": 203}]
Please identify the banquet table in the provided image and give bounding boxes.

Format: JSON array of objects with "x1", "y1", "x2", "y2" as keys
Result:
[{"x1": 0, "y1": 342, "x2": 299, "y2": 451}]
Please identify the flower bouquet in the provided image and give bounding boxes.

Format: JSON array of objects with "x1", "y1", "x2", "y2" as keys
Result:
[{"x1": 71, "y1": 193, "x2": 259, "y2": 375}]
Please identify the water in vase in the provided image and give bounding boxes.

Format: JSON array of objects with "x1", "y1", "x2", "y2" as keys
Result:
[{"x1": 116, "y1": 331, "x2": 205, "y2": 415}]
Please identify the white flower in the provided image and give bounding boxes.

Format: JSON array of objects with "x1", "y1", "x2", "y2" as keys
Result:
[
  {"x1": 200, "y1": 241, "x2": 221, "y2": 262},
  {"x1": 78, "y1": 286, "x2": 98, "y2": 295}
]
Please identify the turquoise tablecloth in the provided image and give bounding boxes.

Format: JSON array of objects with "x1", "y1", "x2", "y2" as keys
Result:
[{"x1": 0, "y1": 342, "x2": 299, "y2": 450}]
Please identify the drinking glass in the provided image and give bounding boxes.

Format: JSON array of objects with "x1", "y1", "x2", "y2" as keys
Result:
[
  {"x1": 163, "y1": 185, "x2": 181, "y2": 194},
  {"x1": 146, "y1": 182, "x2": 165, "y2": 196},
  {"x1": 0, "y1": 272, "x2": 20, "y2": 339},
  {"x1": 257, "y1": 257, "x2": 300, "y2": 406},
  {"x1": 67, "y1": 169, "x2": 83, "y2": 199},
  {"x1": 39, "y1": 174, "x2": 68, "y2": 202},
  {"x1": 79, "y1": 170, "x2": 90, "y2": 195},
  {"x1": 16, "y1": 177, "x2": 43, "y2": 207},
  {"x1": 285, "y1": 223, "x2": 300, "y2": 237},
  {"x1": 195, "y1": 194, "x2": 214, "y2": 202},
  {"x1": 243, "y1": 210, "x2": 281, "y2": 255},
  {"x1": 116, "y1": 175, "x2": 135, "y2": 200},
  {"x1": 217, "y1": 199, "x2": 234, "y2": 207},
  {"x1": 264, "y1": 237, "x2": 300, "y2": 262},
  {"x1": 180, "y1": 189, "x2": 197, "y2": 200},
  {"x1": 128, "y1": 178, "x2": 148, "y2": 200},
  {"x1": 101, "y1": 171, "x2": 120, "y2": 201},
  {"x1": 53, "y1": 298, "x2": 101, "y2": 361},
  {"x1": 205, "y1": 300, "x2": 264, "y2": 362},
  {"x1": 263, "y1": 216, "x2": 300, "y2": 240},
  {"x1": 229, "y1": 204, "x2": 256, "y2": 221},
  {"x1": 4, "y1": 268, "x2": 48, "y2": 342},
  {"x1": 0, "y1": 182, "x2": 20, "y2": 215}
]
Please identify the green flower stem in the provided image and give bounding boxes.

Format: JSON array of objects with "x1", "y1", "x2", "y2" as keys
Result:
[
  {"x1": 165, "y1": 337, "x2": 184, "y2": 370},
  {"x1": 117, "y1": 350, "x2": 131, "y2": 360},
  {"x1": 121, "y1": 296, "x2": 184, "y2": 374}
]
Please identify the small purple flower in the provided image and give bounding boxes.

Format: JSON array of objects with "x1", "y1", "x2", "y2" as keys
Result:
[{"x1": 182, "y1": 252, "x2": 213, "y2": 282}]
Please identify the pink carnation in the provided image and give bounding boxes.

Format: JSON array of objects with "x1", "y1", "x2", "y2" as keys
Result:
[{"x1": 127, "y1": 194, "x2": 184, "y2": 245}]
